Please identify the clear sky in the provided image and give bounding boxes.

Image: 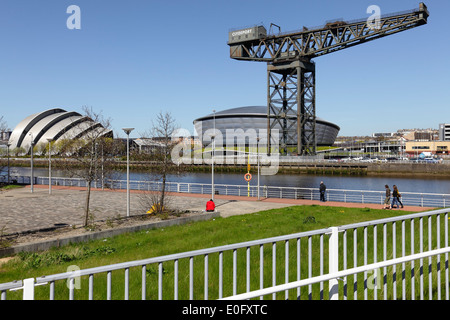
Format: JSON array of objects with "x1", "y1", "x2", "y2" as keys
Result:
[{"x1": 0, "y1": 0, "x2": 448, "y2": 138}]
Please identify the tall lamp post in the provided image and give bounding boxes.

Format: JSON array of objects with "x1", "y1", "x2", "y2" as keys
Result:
[
  {"x1": 29, "y1": 132, "x2": 34, "y2": 193},
  {"x1": 257, "y1": 137, "x2": 260, "y2": 200},
  {"x1": 6, "y1": 143, "x2": 10, "y2": 185},
  {"x1": 47, "y1": 138, "x2": 52, "y2": 194},
  {"x1": 122, "y1": 128, "x2": 134, "y2": 217},
  {"x1": 211, "y1": 110, "x2": 216, "y2": 201}
]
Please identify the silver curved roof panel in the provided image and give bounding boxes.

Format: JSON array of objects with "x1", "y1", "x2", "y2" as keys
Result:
[
  {"x1": 32, "y1": 111, "x2": 82, "y2": 145},
  {"x1": 57, "y1": 120, "x2": 98, "y2": 141},
  {"x1": 57, "y1": 120, "x2": 112, "y2": 142},
  {"x1": 20, "y1": 111, "x2": 83, "y2": 149},
  {"x1": 8, "y1": 108, "x2": 66, "y2": 150},
  {"x1": 78, "y1": 126, "x2": 113, "y2": 141},
  {"x1": 39, "y1": 115, "x2": 85, "y2": 143}
]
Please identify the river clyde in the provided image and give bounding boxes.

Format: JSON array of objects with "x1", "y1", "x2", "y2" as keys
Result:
[{"x1": 9, "y1": 166, "x2": 450, "y2": 195}]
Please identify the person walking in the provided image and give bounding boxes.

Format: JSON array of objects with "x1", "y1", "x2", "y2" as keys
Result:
[
  {"x1": 319, "y1": 181, "x2": 327, "y2": 202},
  {"x1": 392, "y1": 185, "x2": 404, "y2": 209},
  {"x1": 397, "y1": 186, "x2": 404, "y2": 208},
  {"x1": 383, "y1": 184, "x2": 391, "y2": 209}
]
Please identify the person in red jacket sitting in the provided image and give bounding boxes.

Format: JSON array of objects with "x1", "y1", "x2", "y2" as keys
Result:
[{"x1": 206, "y1": 199, "x2": 215, "y2": 212}]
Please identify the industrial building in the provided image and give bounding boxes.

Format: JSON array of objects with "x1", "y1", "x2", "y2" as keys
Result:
[
  {"x1": 8, "y1": 108, "x2": 113, "y2": 154},
  {"x1": 193, "y1": 106, "x2": 340, "y2": 151}
]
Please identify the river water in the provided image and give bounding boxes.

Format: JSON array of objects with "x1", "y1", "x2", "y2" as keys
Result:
[{"x1": 9, "y1": 166, "x2": 450, "y2": 195}]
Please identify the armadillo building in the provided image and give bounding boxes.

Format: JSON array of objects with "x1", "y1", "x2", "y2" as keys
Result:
[
  {"x1": 193, "y1": 106, "x2": 340, "y2": 149},
  {"x1": 8, "y1": 108, "x2": 113, "y2": 154}
]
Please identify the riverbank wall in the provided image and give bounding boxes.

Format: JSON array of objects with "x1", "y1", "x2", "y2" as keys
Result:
[{"x1": 2, "y1": 159, "x2": 450, "y2": 176}]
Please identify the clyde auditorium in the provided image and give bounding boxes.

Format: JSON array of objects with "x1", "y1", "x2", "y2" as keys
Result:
[
  {"x1": 9, "y1": 108, "x2": 112, "y2": 154},
  {"x1": 193, "y1": 106, "x2": 340, "y2": 147}
]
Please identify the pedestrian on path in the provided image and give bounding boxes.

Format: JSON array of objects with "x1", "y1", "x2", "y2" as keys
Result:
[
  {"x1": 392, "y1": 185, "x2": 404, "y2": 209},
  {"x1": 319, "y1": 181, "x2": 327, "y2": 202},
  {"x1": 383, "y1": 184, "x2": 391, "y2": 209}
]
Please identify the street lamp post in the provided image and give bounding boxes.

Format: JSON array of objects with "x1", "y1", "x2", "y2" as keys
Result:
[
  {"x1": 122, "y1": 128, "x2": 134, "y2": 217},
  {"x1": 257, "y1": 137, "x2": 260, "y2": 200},
  {"x1": 29, "y1": 133, "x2": 34, "y2": 193},
  {"x1": 47, "y1": 138, "x2": 52, "y2": 194},
  {"x1": 6, "y1": 143, "x2": 10, "y2": 185},
  {"x1": 211, "y1": 110, "x2": 216, "y2": 201},
  {"x1": 211, "y1": 136, "x2": 215, "y2": 201},
  {"x1": 101, "y1": 143, "x2": 104, "y2": 190}
]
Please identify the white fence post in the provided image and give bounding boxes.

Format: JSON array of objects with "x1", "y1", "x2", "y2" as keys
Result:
[
  {"x1": 22, "y1": 278, "x2": 35, "y2": 300},
  {"x1": 329, "y1": 227, "x2": 339, "y2": 300}
]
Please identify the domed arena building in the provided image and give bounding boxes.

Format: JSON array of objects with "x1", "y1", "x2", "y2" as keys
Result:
[
  {"x1": 8, "y1": 108, "x2": 113, "y2": 154},
  {"x1": 193, "y1": 106, "x2": 340, "y2": 148}
]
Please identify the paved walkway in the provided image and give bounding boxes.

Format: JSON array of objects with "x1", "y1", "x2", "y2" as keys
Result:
[{"x1": 0, "y1": 185, "x2": 433, "y2": 235}]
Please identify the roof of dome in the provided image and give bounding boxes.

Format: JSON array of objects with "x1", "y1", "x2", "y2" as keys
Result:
[
  {"x1": 194, "y1": 106, "x2": 339, "y2": 129},
  {"x1": 8, "y1": 108, "x2": 112, "y2": 153}
]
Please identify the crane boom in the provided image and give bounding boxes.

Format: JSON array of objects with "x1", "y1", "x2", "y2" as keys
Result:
[{"x1": 229, "y1": 3, "x2": 429, "y2": 62}]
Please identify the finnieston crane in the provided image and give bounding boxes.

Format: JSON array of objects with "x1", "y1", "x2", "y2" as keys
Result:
[{"x1": 228, "y1": 3, "x2": 429, "y2": 155}]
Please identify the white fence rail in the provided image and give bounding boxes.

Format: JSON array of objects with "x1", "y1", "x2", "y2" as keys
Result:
[
  {"x1": 1, "y1": 208, "x2": 449, "y2": 300},
  {"x1": 222, "y1": 246, "x2": 450, "y2": 300},
  {"x1": 4, "y1": 175, "x2": 450, "y2": 208}
]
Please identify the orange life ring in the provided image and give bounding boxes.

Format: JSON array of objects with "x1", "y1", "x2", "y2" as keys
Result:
[{"x1": 244, "y1": 173, "x2": 252, "y2": 182}]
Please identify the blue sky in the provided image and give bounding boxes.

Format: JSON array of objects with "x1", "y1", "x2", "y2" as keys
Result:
[{"x1": 0, "y1": 0, "x2": 448, "y2": 138}]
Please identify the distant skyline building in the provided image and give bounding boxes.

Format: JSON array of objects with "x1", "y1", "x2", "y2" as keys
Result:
[
  {"x1": 372, "y1": 132, "x2": 394, "y2": 138},
  {"x1": 439, "y1": 123, "x2": 450, "y2": 141}
]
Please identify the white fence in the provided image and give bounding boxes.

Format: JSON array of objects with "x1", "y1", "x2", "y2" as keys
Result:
[
  {"x1": 1, "y1": 208, "x2": 449, "y2": 300},
  {"x1": 5, "y1": 175, "x2": 450, "y2": 208}
]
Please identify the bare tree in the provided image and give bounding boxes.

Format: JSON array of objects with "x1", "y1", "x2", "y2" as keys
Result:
[
  {"x1": 55, "y1": 106, "x2": 120, "y2": 227},
  {"x1": 0, "y1": 116, "x2": 8, "y2": 133},
  {"x1": 141, "y1": 111, "x2": 177, "y2": 214},
  {"x1": 0, "y1": 116, "x2": 9, "y2": 183}
]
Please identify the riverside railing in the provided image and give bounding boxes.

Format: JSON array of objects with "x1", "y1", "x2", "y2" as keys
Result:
[
  {"x1": 4, "y1": 175, "x2": 450, "y2": 208},
  {"x1": 1, "y1": 208, "x2": 449, "y2": 300}
]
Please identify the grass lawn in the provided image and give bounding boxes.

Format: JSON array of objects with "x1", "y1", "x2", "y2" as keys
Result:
[
  {"x1": 0, "y1": 204, "x2": 440, "y2": 300},
  {"x1": 0, "y1": 184, "x2": 24, "y2": 191}
]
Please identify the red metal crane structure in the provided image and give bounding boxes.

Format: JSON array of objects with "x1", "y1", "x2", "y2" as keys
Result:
[{"x1": 228, "y1": 3, "x2": 429, "y2": 155}]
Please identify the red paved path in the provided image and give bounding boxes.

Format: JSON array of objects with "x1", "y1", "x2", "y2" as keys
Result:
[{"x1": 33, "y1": 184, "x2": 434, "y2": 213}]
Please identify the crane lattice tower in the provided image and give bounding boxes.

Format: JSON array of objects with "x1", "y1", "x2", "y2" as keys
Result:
[{"x1": 228, "y1": 3, "x2": 429, "y2": 155}]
